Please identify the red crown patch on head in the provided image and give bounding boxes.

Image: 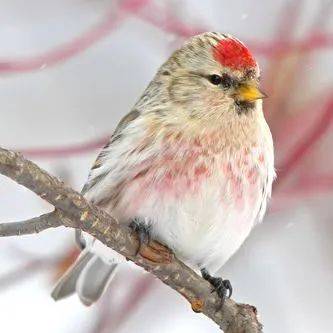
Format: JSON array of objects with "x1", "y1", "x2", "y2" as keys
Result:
[{"x1": 213, "y1": 38, "x2": 256, "y2": 70}]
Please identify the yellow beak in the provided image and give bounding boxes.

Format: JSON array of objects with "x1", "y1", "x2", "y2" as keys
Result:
[{"x1": 235, "y1": 84, "x2": 267, "y2": 102}]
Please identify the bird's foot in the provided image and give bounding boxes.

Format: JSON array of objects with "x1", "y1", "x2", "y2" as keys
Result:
[
  {"x1": 201, "y1": 268, "x2": 233, "y2": 307},
  {"x1": 130, "y1": 219, "x2": 173, "y2": 264},
  {"x1": 129, "y1": 219, "x2": 151, "y2": 254}
]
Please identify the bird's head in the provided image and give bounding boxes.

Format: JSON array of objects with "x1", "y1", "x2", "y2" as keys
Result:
[{"x1": 157, "y1": 32, "x2": 265, "y2": 127}]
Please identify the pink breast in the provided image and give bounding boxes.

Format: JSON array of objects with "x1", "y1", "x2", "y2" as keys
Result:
[
  {"x1": 220, "y1": 152, "x2": 264, "y2": 212},
  {"x1": 123, "y1": 133, "x2": 265, "y2": 216}
]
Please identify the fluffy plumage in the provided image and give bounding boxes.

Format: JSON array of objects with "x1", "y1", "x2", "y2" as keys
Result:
[{"x1": 52, "y1": 32, "x2": 275, "y2": 305}]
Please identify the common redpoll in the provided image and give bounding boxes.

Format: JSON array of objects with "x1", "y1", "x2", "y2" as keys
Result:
[{"x1": 52, "y1": 32, "x2": 275, "y2": 305}]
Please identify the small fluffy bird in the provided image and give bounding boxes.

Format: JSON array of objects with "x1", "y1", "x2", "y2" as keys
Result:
[{"x1": 52, "y1": 32, "x2": 275, "y2": 305}]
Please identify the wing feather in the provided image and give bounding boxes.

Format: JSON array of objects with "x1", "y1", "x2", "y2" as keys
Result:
[{"x1": 81, "y1": 109, "x2": 141, "y2": 196}]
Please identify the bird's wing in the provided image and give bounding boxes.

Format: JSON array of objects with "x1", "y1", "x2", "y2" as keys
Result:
[
  {"x1": 81, "y1": 108, "x2": 158, "y2": 207},
  {"x1": 81, "y1": 109, "x2": 140, "y2": 195},
  {"x1": 77, "y1": 108, "x2": 151, "y2": 250}
]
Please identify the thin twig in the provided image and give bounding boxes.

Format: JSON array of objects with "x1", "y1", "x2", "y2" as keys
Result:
[
  {"x1": 0, "y1": 212, "x2": 61, "y2": 237},
  {"x1": 0, "y1": 147, "x2": 262, "y2": 333}
]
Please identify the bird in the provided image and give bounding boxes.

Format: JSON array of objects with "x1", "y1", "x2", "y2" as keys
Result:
[{"x1": 51, "y1": 32, "x2": 275, "y2": 306}]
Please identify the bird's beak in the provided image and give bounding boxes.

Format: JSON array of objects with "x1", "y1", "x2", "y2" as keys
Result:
[{"x1": 234, "y1": 83, "x2": 267, "y2": 102}]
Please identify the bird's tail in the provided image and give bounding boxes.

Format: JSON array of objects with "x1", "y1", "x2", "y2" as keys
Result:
[{"x1": 51, "y1": 249, "x2": 118, "y2": 306}]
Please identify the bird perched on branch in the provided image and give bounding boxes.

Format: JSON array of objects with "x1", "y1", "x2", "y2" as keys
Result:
[{"x1": 52, "y1": 32, "x2": 275, "y2": 306}]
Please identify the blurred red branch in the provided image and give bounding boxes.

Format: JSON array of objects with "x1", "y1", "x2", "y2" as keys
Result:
[
  {"x1": 111, "y1": 275, "x2": 155, "y2": 332},
  {"x1": 263, "y1": 0, "x2": 303, "y2": 122},
  {"x1": 0, "y1": 258, "x2": 56, "y2": 292},
  {"x1": 250, "y1": 33, "x2": 333, "y2": 57},
  {"x1": 271, "y1": 174, "x2": 333, "y2": 211},
  {"x1": 296, "y1": 174, "x2": 333, "y2": 192},
  {"x1": 17, "y1": 136, "x2": 109, "y2": 159},
  {"x1": 89, "y1": 274, "x2": 155, "y2": 333},
  {"x1": 90, "y1": 287, "x2": 116, "y2": 333},
  {"x1": 125, "y1": 1, "x2": 204, "y2": 37},
  {"x1": 272, "y1": 173, "x2": 333, "y2": 209},
  {"x1": 127, "y1": 1, "x2": 333, "y2": 57},
  {"x1": 274, "y1": 98, "x2": 333, "y2": 190},
  {"x1": 0, "y1": 9, "x2": 120, "y2": 73},
  {"x1": 0, "y1": 0, "x2": 151, "y2": 74}
]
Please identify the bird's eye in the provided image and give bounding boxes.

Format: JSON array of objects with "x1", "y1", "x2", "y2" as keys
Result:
[
  {"x1": 208, "y1": 73, "x2": 234, "y2": 89},
  {"x1": 208, "y1": 74, "x2": 222, "y2": 85},
  {"x1": 220, "y1": 73, "x2": 233, "y2": 89}
]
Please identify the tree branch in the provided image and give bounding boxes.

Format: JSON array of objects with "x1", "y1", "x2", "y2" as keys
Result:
[
  {"x1": 0, "y1": 147, "x2": 263, "y2": 333},
  {"x1": 0, "y1": 212, "x2": 61, "y2": 236}
]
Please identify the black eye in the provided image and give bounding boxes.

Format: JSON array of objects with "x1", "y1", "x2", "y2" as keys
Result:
[
  {"x1": 220, "y1": 73, "x2": 233, "y2": 89},
  {"x1": 208, "y1": 74, "x2": 222, "y2": 85}
]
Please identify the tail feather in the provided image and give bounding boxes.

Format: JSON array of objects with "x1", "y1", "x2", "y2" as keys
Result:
[
  {"x1": 76, "y1": 256, "x2": 117, "y2": 306},
  {"x1": 51, "y1": 250, "x2": 94, "y2": 301},
  {"x1": 51, "y1": 249, "x2": 117, "y2": 305}
]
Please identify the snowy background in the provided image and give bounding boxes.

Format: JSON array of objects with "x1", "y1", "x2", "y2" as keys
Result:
[{"x1": 0, "y1": 0, "x2": 332, "y2": 332}]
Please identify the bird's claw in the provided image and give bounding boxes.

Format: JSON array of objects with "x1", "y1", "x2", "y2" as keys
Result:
[
  {"x1": 130, "y1": 219, "x2": 173, "y2": 264},
  {"x1": 129, "y1": 220, "x2": 151, "y2": 255},
  {"x1": 211, "y1": 278, "x2": 232, "y2": 304},
  {"x1": 201, "y1": 268, "x2": 233, "y2": 307}
]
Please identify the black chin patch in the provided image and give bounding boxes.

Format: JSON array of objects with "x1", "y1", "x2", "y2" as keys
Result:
[{"x1": 235, "y1": 100, "x2": 255, "y2": 114}]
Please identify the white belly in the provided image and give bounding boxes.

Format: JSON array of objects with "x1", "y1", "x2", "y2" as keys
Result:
[
  {"x1": 86, "y1": 145, "x2": 274, "y2": 273},
  {"x1": 113, "y1": 152, "x2": 266, "y2": 273},
  {"x1": 129, "y1": 175, "x2": 263, "y2": 273}
]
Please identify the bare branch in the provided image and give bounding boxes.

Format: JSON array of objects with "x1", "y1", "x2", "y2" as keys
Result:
[
  {"x1": 0, "y1": 147, "x2": 263, "y2": 333},
  {"x1": 0, "y1": 212, "x2": 61, "y2": 237}
]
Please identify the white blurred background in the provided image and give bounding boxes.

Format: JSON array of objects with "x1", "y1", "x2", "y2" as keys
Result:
[{"x1": 0, "y1": 0, "x2": 332, "y2": 332}]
